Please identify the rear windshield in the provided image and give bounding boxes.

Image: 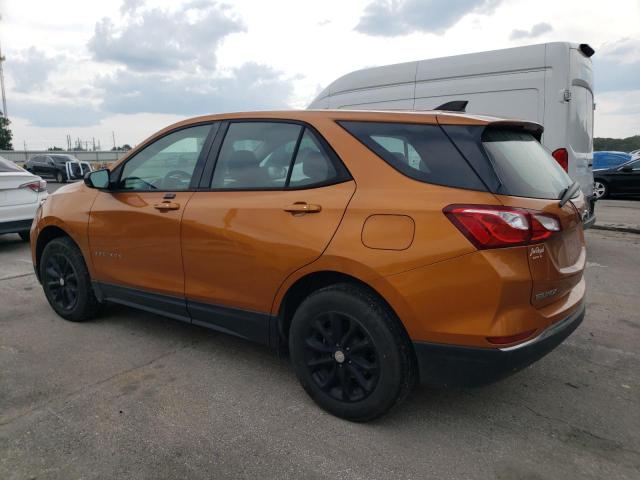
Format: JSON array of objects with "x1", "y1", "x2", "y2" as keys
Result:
[
  {"x1": 339, "y1": 121, "x2": 486, "y2": 191},
  {"x1": 482, "y1": 129, "x2": 572, "y2": 199},
  {"x1": 0, "y1": 156, "x2": 22, "y2": 172}
]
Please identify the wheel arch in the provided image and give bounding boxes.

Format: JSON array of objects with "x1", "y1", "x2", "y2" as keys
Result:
[
  {"x1": 35, "y1": 225, "x2": 77, "y2": 280},
  {"x1": 275, "y1": 269, "x2": 413, "y2": 354}
]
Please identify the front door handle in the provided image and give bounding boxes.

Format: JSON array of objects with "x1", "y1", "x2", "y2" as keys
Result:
[
  {"x1": 153, "y1": 201, "x2": 180, "y2": 211},
  {"x1": 284, "y1": 202, "x2": 322, "y2": 214}
]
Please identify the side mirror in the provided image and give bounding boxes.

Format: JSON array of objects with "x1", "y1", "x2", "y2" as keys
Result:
[
  {"x1": 84, "y1": 169, "x2": 110, "y2": 189},
  {"x1": 621, "y1": 165, "x2": 633, "y2": 173}
]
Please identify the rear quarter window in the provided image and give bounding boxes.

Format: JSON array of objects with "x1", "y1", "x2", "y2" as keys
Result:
[
  {"x1": 0, "y1": 157, "x2": 22, "y2": 172},
  {"x1": 338, "y1": 121, "x2": 486, "y2": 191}
]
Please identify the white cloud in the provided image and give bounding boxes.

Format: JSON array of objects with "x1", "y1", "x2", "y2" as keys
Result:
[
  {"x1": 510, "y1": 22, "x2": 552, "y2": 40},
  {"x1": 355, "y1": 0, "x2": 503, "y2": 36}
]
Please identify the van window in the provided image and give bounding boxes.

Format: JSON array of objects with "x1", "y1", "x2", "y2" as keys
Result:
[
  {"x1": 339, "y1": 121, "x2": 486, "y2": 191},
  {"x1": 482, "y1": 129, "x2": 572, "y2": 199}
]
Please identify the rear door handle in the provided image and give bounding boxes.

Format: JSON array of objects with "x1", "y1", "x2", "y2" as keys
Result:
[
  {"x1": 153, "y1": 201, "x2": 180, "y2": 211},
  {"x1": 284, "y1": 202, "x2": 322, "y2": 214}
]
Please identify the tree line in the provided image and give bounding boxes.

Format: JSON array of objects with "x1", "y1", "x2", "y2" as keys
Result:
[{"x1": 593, "y1": 135, "x2": 640, "y2": 152}]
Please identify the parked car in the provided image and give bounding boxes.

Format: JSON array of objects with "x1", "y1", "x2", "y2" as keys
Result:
[
  {"x1": 0, "y1": 156, "x2": 47, "y2": 241},
  {"x1": 31, "y1": 110, "x2": 587, "y2": 421},
  {"x1": 25, "y1": 154, "x2": 91, "y2": 183},
  {"x1": 593, "y1": 158, "x2": 640, "y2": 199},
  {"x1": 593, "y1": 151, "x2": 632, "y2": 171},
  {"x1": 309, "y1": 42, "x2": 597, "y2": 227}
]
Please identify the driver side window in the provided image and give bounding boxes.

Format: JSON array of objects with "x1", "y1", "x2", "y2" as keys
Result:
[{"x1": 119, "y1": 124, "x2": 212, "y2": 191}]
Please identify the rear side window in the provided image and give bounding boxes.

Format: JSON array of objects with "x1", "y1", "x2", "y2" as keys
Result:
[
  {"x1": 211, "y1": 122, "x2": 348, "y2": 190},
  {"x1": 339, "y1": 121, "x2": 486, "y2": 191},
  {"x1": 482, "y1": 129, "x2": 572, "y2": 200}
]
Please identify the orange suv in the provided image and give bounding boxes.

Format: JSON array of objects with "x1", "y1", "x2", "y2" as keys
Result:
[{"x1": 31, "y1": 110, "x2": 586, "y2": 421}]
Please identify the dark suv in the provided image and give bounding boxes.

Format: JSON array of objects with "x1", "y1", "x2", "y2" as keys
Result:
[{"x1": 25, "y1": 154, "x2": 84, "y2": 183}]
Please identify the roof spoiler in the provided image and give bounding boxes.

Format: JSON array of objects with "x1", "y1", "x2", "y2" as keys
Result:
[
  {"x1": 486, "y1": 120, "x2": 544, "y2": 141},
  {"x1": 435, "y1": 100, "x2": 468, "y2": 112},
  {"x1": 579, "y1": 44, "x2": 595, "y2": 58}
]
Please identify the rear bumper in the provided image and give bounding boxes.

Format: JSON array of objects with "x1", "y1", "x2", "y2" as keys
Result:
[{"x1": 412, "y1": 302, "x2": 585, "y2": 387}]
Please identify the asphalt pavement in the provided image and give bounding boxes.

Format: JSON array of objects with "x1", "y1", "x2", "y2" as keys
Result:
[{"x1": 0, "y1": 227, "x2": 638, "y2": 479}]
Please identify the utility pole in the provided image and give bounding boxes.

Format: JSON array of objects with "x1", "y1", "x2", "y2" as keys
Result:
[
  {"x1": 0, "y1": 15, "x2": 8, "y2": 118},
  {"x1": 112, "y1": 131, "x2": 116, "y2": 150}
]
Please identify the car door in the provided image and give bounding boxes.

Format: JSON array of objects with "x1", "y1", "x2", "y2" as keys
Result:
[
  {"x1": 88, "y1": 123, "x2": 216, "y2": 320},
  {"x1": 181, "y1": 120, "x2": 355, "y2": 343},
  {"x1": 29, "y1": 156, "x2": 43, "y2": 175},
  {"x1": 44, "y1": 156, "x2": 56, "y2": 177},
  {"x1": 618, "y1": 160, "x2": 640, "y2": 194}
]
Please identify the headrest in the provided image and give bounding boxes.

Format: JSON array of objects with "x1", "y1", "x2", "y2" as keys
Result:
[
  {"x1": 228, "y1": 150, "x2": 258, "y2": 170},
  {"x1": 302, "y1": 151, "x2": 329, "y2": 181}
]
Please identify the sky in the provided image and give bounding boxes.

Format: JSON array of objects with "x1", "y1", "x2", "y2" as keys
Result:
[{"x1": 0, "y1": 0, "x2": 639, "y2": 150}]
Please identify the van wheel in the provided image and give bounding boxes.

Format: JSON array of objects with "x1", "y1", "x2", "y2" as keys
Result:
[
  {"x1": 55, "y1": 171, "x2": 66, "y2": 183},
  {"x1": 594, "y1": 181, "x2": 608, "y2": 199},
  {"x1": 40, "y1": 237, "x2": 101, "y2": 322},
  {"x1": 289, "y1": 283, "x2": 416, "y2": 421}
]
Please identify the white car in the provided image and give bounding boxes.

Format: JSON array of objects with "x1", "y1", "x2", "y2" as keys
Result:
[{"x1": 0, "y1": 156, "x2": 48, "y2": 241}]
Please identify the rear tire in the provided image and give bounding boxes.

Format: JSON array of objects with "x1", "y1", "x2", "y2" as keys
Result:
[
  {"x1": 289, "y1": 283, "x2": 416, "y2": 421},
  {"x1": 18, "y1": 231, "x2": 30, "y2": 242},
  {"x1": 56, "y1": 171, "x2": 66, "y2": 183},
  {"x1": 40, "y1": 237, "x2": 101, "y2": 322},
  {"x1": 594, "y1": 180, "x2": 608, "y2": 199}
]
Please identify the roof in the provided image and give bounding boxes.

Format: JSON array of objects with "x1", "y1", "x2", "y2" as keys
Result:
[{"x1": 117, "y1": 109, "x2": 543, "y2": 168}]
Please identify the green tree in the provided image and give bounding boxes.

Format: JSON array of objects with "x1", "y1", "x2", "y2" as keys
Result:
[
  {"x1": 47, "y1": 146, "x2": 64, "y2": 151},
  {"x1": 0, "y1": 116, "x2": 13, "y2": 150},
  {"x1": 594, "y1": 135, "x2": 640, "y2": 152}
]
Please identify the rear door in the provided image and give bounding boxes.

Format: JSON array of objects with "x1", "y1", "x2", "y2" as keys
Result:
[
  {"x1": 481, "y1": 129, "x2": 586, "y2": 310},
  {"x1": 181, "y1": 120, "x2": 355, "y2": 343}
]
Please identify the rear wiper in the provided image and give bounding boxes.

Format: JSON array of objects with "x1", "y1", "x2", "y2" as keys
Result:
[{"x1": 559, "y1": 181, "x2": 580, "y2": 207}]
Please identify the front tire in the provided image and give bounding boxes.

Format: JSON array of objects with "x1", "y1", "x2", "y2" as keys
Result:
[
  {"x1": 289, "y1": 283, "x2": 416, "y2": 421},
  {"x1": 40, "y1": 237, "x2": 101, "y2": 322},
  {"x1": 55, "y1": 171, "x2": 66, "y2": 183},
  {"x1": 594, "y1": 180, "x2": 608, "y2": 199}
]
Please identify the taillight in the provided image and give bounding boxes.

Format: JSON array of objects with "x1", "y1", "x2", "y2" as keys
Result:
[
  {"x1": 19, "y1": 180, "x2": 47, "y2": 193},
  {"x1": 552, "y1": 148, "x2": 569, "y2": 172},
  {"x1": 444, "y1": 204, "x2": 561, "y2": 249}
]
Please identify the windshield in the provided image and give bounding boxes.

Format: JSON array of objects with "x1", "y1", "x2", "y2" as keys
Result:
[{"x1": 482, "y1": 129, "x2": 573, "y2": 200}]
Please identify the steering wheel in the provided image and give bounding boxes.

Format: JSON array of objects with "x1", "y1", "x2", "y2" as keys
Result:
[{"x1": 163, "y1": 170, "x2": 191, "y2": 189}]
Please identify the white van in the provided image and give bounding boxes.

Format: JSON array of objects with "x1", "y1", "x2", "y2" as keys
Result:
[{"x1": 308, "y1": 42, "x2": 596, "y2": 226}]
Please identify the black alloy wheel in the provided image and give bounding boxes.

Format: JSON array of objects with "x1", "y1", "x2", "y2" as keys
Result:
[
  {"x1": 40, "y1": 237, "x2": 101, "y2": 321},
  {"x1": 303, "y1": 311, "x2": 380, "y2": 402},
  {"x1": 44, "y1": 252, "x2": 79, "y2": 312},
  {"x1": 289, "y1": 283, "x2": 416, "y2": 421}
]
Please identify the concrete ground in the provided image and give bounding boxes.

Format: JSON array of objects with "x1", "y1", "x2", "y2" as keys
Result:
[
  {"x1": 595, "y1": 199, "x2": 640, "y2": 233},
  {"x1": 1, "y1": 229, "x2": 639, "y2": 479}
]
